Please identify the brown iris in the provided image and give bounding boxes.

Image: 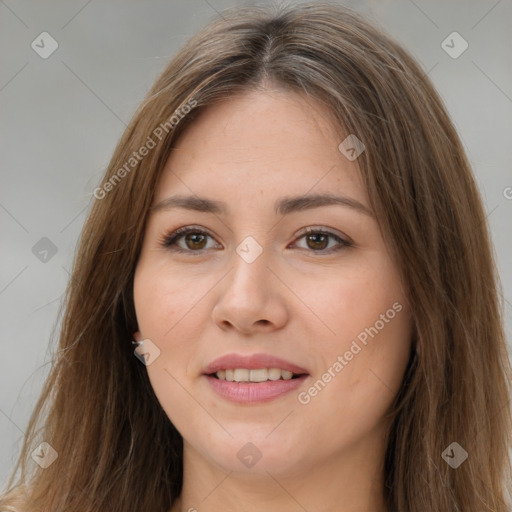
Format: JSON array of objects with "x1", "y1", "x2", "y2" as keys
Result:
[
  {"x1": 305, "y1": 233, "x2": 329, "y2": 250},
  {"x1": 183, "y1": 232, "x2": 208, "y2": 250}
]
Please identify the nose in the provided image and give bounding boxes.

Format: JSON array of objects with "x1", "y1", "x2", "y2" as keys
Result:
[{"x1": 211, "y1": 245, "x2": 289, "y2": 335}]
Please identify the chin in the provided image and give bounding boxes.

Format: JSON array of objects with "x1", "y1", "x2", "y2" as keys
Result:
[{"x1": 199, "y1": 433, "x2": 311, "y2": 478}]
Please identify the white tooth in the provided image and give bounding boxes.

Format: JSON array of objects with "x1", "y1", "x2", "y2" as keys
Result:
[
  {"x1": 219, "y1": 368, "x2": 297, "y2": 382},
  {"x1": 233, "y1": 368, "x2": 250, "y2": 382},
  {"x1": 249, "y1": 369, "x2": 269, "y2": 382},
  {"x1": 268, "y1": 368, "x2": 282, "y2": 381}
]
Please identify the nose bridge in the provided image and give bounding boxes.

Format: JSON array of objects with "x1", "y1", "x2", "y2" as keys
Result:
[
  {"x1": 212, "y1": 234, "x2": 288, "y2": 332},
  {"x1": 229, "y1": 234, "x2": 271, "y2": 296}
]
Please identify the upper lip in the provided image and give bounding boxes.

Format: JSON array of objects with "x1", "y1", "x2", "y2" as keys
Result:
[{"x1": 203, "y1": 353, "x2": 309, "y2": 375}]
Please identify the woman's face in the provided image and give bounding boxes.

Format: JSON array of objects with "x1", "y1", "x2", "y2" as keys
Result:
[{"x1": 133, "y1": 88, "x2": 412, "y2": 477}]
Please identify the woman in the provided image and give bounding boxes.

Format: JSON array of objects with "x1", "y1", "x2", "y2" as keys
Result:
[{"x1": 1, "y1": 2, "x2": 510, "y2": 511}]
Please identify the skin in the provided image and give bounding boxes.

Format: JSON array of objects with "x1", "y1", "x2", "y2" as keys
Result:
[{"x1": 133, "y1": 86, "x2": 413, "y2": 512}]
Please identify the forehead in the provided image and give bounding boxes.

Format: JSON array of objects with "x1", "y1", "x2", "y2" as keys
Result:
[{"x1": 155, "y1": 89, "x2": 366, "y2": 206}]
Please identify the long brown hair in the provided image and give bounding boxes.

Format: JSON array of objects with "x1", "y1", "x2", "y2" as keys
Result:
[{"x1": 2, "y1": 3, "x2": 511, "y2": 511}]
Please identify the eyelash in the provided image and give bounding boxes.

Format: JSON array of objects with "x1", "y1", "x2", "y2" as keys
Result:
[{"x1": 160, "y1": 225, "x2": 352, "y2": 256}]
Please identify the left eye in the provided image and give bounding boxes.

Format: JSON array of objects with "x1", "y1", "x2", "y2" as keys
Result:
[
  {"x1": 293, "y1": 228, "x2": 351, "y2": 252},
  {"x1": 162, "y1": 226, "x2": 351, "y2": 254}
]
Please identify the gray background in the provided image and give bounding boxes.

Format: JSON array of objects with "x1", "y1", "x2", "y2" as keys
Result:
[{"x1": 1, "y1": 0, "x2": 511, "y2": 489}]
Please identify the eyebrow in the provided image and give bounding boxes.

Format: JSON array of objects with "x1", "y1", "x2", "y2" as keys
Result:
[{"x1": 151, "y1": 193, "x2": 373, "y2": 217}]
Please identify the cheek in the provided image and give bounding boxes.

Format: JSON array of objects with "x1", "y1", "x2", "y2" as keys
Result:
[
  {"x1": 133, "y1": 264, "x2": 206, "y2": 430},
  {"x1": 305, "y1": 257, "x2": 412, "y2": 401},
  {"x1": 133, "y1": 261, "x2": 203, "y2": 340},
  {"x1": 298, "y1": 302, "x2": 412, "y2": 448},
  {"x1": 307, "y1": 261, "x2": 406, "y2": 346},
  {"x1": 133, "y1": 260, "x2": 214, "y2": 388}
]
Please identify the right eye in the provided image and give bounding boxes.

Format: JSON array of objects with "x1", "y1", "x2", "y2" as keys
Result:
[{"x1": 161, "y1": 226, "x2": 221, "y2": 254}]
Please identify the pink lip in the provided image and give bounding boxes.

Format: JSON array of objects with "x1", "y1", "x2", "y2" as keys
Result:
[
  {"x1": 202, "y1": 353, "x2": 309, "y2": 375},
  {"x1": 205, "y1": 374, "x2": 309, "y2": 403}
]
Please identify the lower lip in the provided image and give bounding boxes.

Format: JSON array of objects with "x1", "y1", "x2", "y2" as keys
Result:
[{"x1": 204, "y1": 374, "x2": 309, "y2": 403}]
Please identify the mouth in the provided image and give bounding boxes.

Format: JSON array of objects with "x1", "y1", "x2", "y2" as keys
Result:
[{"x1": 202, "y1": 353, "x2": 310, "y2": 403}]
